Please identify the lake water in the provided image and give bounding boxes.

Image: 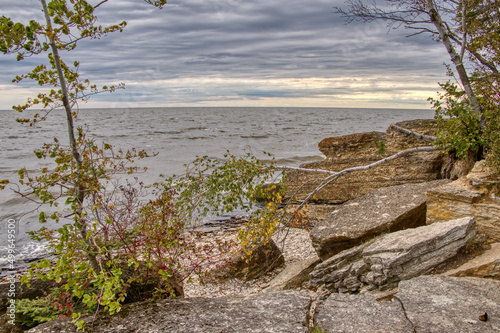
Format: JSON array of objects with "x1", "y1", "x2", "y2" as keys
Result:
[{"x1": 0, "y1": 107, "x2": 434, "y2": 271}]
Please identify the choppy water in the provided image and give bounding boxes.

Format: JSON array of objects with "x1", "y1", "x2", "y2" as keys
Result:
[{"x1": 0, "y1": 107, "x2": 434, "y2": 271}]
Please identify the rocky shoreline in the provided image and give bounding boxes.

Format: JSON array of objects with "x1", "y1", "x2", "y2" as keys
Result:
[{"x1": 2, "y1": 119, "x2": 500, "y2": 332}]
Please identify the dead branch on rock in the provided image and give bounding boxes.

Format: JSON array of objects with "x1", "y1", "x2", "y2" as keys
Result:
[
  {"x1": 274, "y1": 144, "x2": 442, "y2": 255},
  {"x1": 389, "y1": 124, "x2": 437, "y2": 142},
  {"x1": 280, "y1": 145, "x2": 441, "y2": 226},
  {"x1": 281, "y1": 146, "x2": 439, "y2": 177}
]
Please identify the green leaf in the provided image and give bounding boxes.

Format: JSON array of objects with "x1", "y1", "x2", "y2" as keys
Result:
[{"x1": 39, "y1": 212, "x2": 47, "y2": 223}]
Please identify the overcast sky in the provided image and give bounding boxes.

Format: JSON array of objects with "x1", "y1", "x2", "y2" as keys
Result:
[{"x1": 0, "y1": 0, "x2": 452, "y2": 110}]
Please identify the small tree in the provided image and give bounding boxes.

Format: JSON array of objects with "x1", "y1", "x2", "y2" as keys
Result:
[
  {"x1": 1, "y1": 0, "x2": 127, "y2": 271},
  {"x1": 1, "y1": 1, "x2": 288, "y2": 329},
  {"x1": 335, "y1": 0, "x2": 482, "y2": 115}
]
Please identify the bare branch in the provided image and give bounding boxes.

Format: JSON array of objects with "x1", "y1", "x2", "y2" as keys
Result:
[
  {"x1": 94, "y1": 0, "x2": 110, "y2": 9},
  {"x1": 460, "y1": 0, "x2": 467, "y2": 62},
  {"x1": 279, "y1": 165, "x2": 336, "y2": 175},
  {"x1": 282, "y1": 145, "x2": 441, "y2": 221},
  {"x1": 333, "y1": 0, "x2": 435, "y2": 37},
  {"x1": 279, "y1": 144, "x2": 443, "y2": 231}
]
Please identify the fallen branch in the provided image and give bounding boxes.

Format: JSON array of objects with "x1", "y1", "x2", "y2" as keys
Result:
[
  {"x1": 389, "y1": 124, "x2": 437, "y2": 142},
  {"x1": 280, "y1": 165, "x2": 334, "y2": 175},
  {"x1": 280, "y1": 145, "x2": 441, "y2": 227},
  {"x1": 281, "y1": 146, "x2": 439, "y2": 176}
]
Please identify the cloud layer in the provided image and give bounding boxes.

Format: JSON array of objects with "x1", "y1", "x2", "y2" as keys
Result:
[{"x1": 0, "y1": 0, "x2": 451, "y2": 109}]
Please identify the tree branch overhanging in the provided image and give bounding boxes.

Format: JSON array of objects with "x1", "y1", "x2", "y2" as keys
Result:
[
  {"x1": 334, "y1": 0, "x2": 486, "y2": 129},
  {"x1": 280, "y1": 144, "x2": 441, "y2": 229}
]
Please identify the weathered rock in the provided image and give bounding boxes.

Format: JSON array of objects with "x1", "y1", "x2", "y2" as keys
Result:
[
  {"x1": 363, "y1": 217, "x2": 477, "y2": 286},
  {"x1": 309, "y1": 217, "x2": 477, "y2": 292},
  {"x1": 310, "y1": 180, "x2": 450, "y2": 260},
  {"x1": 285, "y1": 120, "x2": 443, "y2": 204},
  {"x1": 0, "y1": 313, "x2": 26, "y2": 333},
  {"x1": 308, "y1": 243, "x2": 368, "y2": 293},
  {"x1": 397, "y1": 276, "x2": 500, "y2": 332},
  {"x1": 441, "y1": 151, "x2": 478, "y2": 179},
  {"x1": 209, "y1": 239, "x2": 285, "y2": 282},
  {"x1": 28, "y1": 291, "x2": 311, "y2": 333},
  {"x1": 318, "y1": 120, "x2": 437, "y2": 159},
  {"x1": 265, "y1": 257, "x2": 321, "y2": 291},
  {"x1": 443, "y1": 242, "x2": 500, "y2": 279},
  {"x1": 427, "y1": 160, "x2": 500, "y2": 242},
  {"x1": 314, "y1": 292, "x2": 414, "y2": 333},
  {"x1": 314, "y1": 276, "x2": 500, "y2": 333},
  {"x1": 317, "y1": 131, "x2": 388, "y2": 159}
]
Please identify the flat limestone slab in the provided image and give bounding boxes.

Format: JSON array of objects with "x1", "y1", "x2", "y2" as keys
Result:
[
  {"x1": 265, "y1": 256, "x2": 321, "y2": 291},
  {"x1": 397, "y1": 276, "x2": 500, "y2": 332},
  {"x1": 28, "y1": 291, "x2": 311, "y2": 333},
  {"x1": 315, "y1": 276, "x2": 500, "y2": 333},
  {"x1": 310, "y1": 180, "x2": 450, "y2": 260},
  {"x1": 443, "y1": 242, "x2": 500, "y2": 279},
  {"x1": 315, "y1": 292, "x2": 414, "y2": 333}
]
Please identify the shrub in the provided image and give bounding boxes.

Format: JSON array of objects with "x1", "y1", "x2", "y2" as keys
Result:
[
  {"x1": 20, "y1": 145, "x2": 285, "y2": 330},
  {"x1": 430, "y1": 81, "x2": 484, "y2": 160}
]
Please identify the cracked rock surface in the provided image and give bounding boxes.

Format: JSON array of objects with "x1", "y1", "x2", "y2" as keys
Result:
[
  {"x1": 314, "y1": 276, "x2": 500, "y2": 333},
  {"x1": 309, "y1": 217, "x2": 477, "y2": 292},
  {"x1": 397, "y1": 276, "x2": 500, "y2": 333},
  {"x1": 315, "y1": 292, "x2": 415, "y2": 332},
  {"x1": 27, "y1": 291, "x2": 311, "y2": 333},
  {"x1": 26, "y1": 276, "x2": 500, "y2": 333}
]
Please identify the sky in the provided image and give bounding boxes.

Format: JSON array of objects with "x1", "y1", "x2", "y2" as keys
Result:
[{"x1": 0, "y1": 0, "x2": 453, "y2": 110}]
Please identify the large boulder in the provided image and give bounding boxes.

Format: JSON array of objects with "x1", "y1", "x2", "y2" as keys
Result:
[
  {"x1": 314, "y1": 276, "x2": 500, "y2": 333},
  {"x1": 285, "y1": 120, "x2": 443, "y2": 204},
  {"x1": 28, "y1": 291, "x2": 311, "y2": 333},
  {"x1": 396, "y1": 276, "x2": 500, "y2": 332},
  {"x1": 427, "y1": 160, "x2": 500, "y2": 242},
  {"x1": 309, "y1": 217, "x2": 478, "y2": 292},
  {"x1": 310, "y1": 180, "x2": 450, "y2": 260}
]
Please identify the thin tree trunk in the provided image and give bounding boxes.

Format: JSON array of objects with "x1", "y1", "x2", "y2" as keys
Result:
[
  {"x1": 389, "y1": 124, "x2": 437, "y2": 142},
  {"x1": 40, "y1": 0, "x2": 100, "y2": 273},
  {"x1": 426, "y1": 0, "x2": 485, "y2": 128}
]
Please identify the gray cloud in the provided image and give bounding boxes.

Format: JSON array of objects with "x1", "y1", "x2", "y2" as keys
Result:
[{"x1": 0, "y1": 0, "x2": 451, "y2": 109}]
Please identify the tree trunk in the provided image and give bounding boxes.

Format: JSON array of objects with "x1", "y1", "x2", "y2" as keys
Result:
[
  {"x1": 426, "y1": 0, "x2": 485, "y2": 129},
  {"x1": 40, "y1": 0, "x2": 100, "y2": 273}
]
